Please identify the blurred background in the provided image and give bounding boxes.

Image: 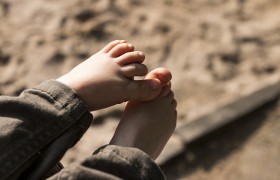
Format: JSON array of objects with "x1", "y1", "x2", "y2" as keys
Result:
[{"x1": 1, "y1": 0, "x2": 280, "y2": 179}]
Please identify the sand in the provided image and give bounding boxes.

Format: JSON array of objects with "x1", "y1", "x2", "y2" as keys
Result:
[{"x1": 1, "y1": 0, "x2": 280, "y2": 177}]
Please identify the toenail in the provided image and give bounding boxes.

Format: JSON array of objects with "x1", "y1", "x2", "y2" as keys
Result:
[
  {"x1": 138, "y1": 52, "x2": 144, "y2": 57},
  {"x1": 120, "y1": 40, "x2": 126, "y2": 43},
  {"x1": 128, "y1": 44, "x2": 133, "y2": 49}
]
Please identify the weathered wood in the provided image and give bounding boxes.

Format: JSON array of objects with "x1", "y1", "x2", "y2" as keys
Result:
[{"x1": 175, "y1": 82, "x2": 280, "y2": 144}]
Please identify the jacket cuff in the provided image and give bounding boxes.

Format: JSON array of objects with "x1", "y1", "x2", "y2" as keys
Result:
[{"x1": 33, "y1": 80, "x2": 92, "y2": 137}]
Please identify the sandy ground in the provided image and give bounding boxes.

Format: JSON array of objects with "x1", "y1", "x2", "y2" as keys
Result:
[{"x1": 1, "y1": 0, "x2": 280, "y2": 178}]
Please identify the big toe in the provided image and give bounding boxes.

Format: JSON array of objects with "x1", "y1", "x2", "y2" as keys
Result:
[
  {"x1": 127, "y1": 78, "x2": 162, "y2": 101},
  {"x1": 145, "y1": 68, "x2": 172, "y2": 86}
]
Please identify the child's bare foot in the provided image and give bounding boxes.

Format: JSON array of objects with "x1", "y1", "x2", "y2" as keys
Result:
[
  {"x1": 57, "y1": 40, "x2": 162, "y2": 111},
  {"x1": 110, "y1": 69, "x2": 177, "y2": 159}
]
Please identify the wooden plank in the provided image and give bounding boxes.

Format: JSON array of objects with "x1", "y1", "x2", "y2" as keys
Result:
[{"x1": 175, "y1": 81, "x2": 280, "y2": 144}]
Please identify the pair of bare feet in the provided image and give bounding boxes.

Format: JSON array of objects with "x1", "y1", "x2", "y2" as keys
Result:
[{"x1": 57, "y1": 40, "x2": 177, "y2": 159}]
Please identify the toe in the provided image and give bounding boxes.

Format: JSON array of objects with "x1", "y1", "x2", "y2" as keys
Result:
[
  {"x1": 115, "y1": 51, "x2": 145, "y2": 65},
  {"x1": 121, "y1": 63, "x2": 148, "y2": 78},
  {"x1": 174, "y1": 110, "x2": 178, "y2": 119},
  {"x1": 159, "y1": 83, "x2": 171, "y2": 97},
  {"x1": 145, "y1": 68, "x2": 172, "y2": 86},
  {"x1": 166, "y1": 91, "x2": 175, "y2": 102},
  {"x1": 171, "y1": 99, "x2": 177, "y2": 108},
  {"x1": 109, "y1": 43, "x2": 134, "y2": 57},
  {"x1": 101, "y1": 40, "x2": 126, "y2": 53},
  {"x1": 127, "y1": 78, "x2": 161, "y2": 101}
]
